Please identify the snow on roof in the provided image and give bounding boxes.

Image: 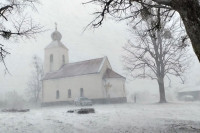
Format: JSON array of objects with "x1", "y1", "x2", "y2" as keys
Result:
[
  {"x1": 103, "y1": 68, "x2": 125, "y2": 79},
  {"x1": 45, "y1": 40, "x2": 68, "y2": 50},
  {"x1": 178, "y1": 86, "x2": 200, "y2": 93},
  {"x1": 43, "y1": 57, "x2": 105, "y2": 80},
  {"x1": 43, "y1": 57, "x2": 125, "y2": 80}
]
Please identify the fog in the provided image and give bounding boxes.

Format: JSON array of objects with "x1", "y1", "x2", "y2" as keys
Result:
[
  {"x1": 1, "y1": 0, "x2": 200, "y2": 133},
  {"x1": 0, "y1": 0, "x2": 200, "y2": 102},
  {"x1": 0, "y1": 0, "x2": 128, "y2": 98}
]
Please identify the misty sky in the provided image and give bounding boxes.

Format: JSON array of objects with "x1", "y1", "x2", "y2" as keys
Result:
[{"x1": 0, "y1": 0, "x2": 200, "y2": 100}]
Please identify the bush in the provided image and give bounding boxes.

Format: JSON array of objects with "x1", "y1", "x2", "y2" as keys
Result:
[
  {"x1": 77, "y1": 108, "x2": 95, "y2": 114},
  {"x1": 4, "y1": 91, "x2": 26, "y2": 109},
  {"x1": 67, "y1": 108, "x2": 95, "y2": 114}
]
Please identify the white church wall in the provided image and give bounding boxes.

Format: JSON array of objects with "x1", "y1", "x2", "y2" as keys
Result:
[
  {"x1": 44, "y1": 46, "x2": 68, "y2": 73},
  {"x1": 42, "y1": 73, "x2": 104, "y2": 103},
  {"x1": 97, "y1": 57, "x2": 126, "y2": 99},
  {"x1": 105, "y1": 78, "x2": 126, "y2": 98},
  {"x1": 99, "y1": 57, "x2": 112, "y2": 97}
]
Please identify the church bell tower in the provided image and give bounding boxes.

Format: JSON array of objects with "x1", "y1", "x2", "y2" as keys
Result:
[{"x1": 44, "y1": 23, "x2": 69, "y2": 73}]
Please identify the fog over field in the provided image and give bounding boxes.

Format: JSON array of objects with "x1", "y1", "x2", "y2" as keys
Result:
[{"x1": 0, "y1": 0, "x2": 199, "y2": 102}]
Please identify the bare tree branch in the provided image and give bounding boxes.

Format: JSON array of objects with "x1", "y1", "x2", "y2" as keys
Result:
[
  {"x1": 85, "y1": 0, "x2": 200, "y2": 62},
  {"x1": 0, "y1": 0, "x2": 43, "y2": 72}
]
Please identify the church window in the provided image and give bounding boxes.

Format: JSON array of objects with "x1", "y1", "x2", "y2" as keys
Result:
[
  {"x1": 50, "y1": 54, "x2": 53, "y2": 71},
  {"x1": 68, "y1": 89, "x2": 71, "y2": 98},
  {"x1": 80, "y1": 88, "x2": 84, "y2": 97},
  {"x1": 62, "y1": 55, "x2": 65, "y2": 64},
  {"x1": 50, "y1": 54, "x2": 53, "y2": 63},
  {"x1": 56, "y1": 90, "x2": 59, "y2": 99}
]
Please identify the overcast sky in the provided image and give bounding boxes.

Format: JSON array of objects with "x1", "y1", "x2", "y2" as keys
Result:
[{"x1": 0, "y1": 0, "x2": 200, "y2": 100}]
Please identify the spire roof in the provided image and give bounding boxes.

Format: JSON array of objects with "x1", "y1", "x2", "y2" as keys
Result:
[
  {"x1": 51, "y1": 22, "x2": 62, "y2": 41},
  {"x1": 45, "y1": 24, "x2": 68, "y2": 50}
]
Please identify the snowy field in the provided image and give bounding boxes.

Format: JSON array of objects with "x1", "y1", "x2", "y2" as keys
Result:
[{"x1": 0, "y1": 102, "x2": 200, "y2": 133}]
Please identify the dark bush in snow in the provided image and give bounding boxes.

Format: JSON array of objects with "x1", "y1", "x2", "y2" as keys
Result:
[
  {"x1": 67, "y1": 110, "x2": 74, "y2": 113},
  {"x1": 77, "y1": 108, "x2": 95, "y2": 114},
  {"x1": 67, "y1": 108, "x2": 95, "y2": 114}
]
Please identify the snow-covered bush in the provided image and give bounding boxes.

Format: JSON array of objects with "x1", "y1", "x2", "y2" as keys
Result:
[{"x1": 4, "y1": 91, "x2": 26, "y2": 109}]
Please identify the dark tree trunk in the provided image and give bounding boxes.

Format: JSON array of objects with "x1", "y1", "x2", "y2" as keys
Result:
[
  {"x1": 172, "y1": 0, "x2": 200, "y2": 62},
  {"x1": 157, "y1": 78, "x2": 167, "y2": 103}
]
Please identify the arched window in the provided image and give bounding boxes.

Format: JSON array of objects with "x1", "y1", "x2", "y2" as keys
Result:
[
  {"x1": 56, "y1": 90, "x2": 59, "y2": 99},
  {"x1": 62, "y1": 55, "x2": 65, "y2": 64},
  {"x1": 50, "y1": 54, "x2": 53, "y2": 71},
  {"x1": 68, "y1": 89, "x2": 71, "y2": 98},
  {"x1": 80, "y1": 88, "x2": 84, "y2": 97},
  {"x1": 50, "y1": 54, "x2": 53, "y2": 63}
]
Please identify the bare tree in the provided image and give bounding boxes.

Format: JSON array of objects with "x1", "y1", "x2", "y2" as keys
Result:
[
  {"x1": 0, "y1": 0, "x2": 43, "y2": 71},
  {"x1": 122, "y1": 9, "x2": 191, "y2": 103},
  {"x1": 27, "y1": 55, "x2": 43, "y2": 103},
  {"x1": 85, "y1": 0, "x2": 200, "y2": 62}
]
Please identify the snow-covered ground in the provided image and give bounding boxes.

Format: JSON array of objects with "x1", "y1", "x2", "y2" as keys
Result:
[{"x1": 0, "y1": 102, "x2": 200, "y2": 133}]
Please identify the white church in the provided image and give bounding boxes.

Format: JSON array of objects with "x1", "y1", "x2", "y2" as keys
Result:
[{"x1": 41, "y1": 26, "x2": 127, "y2": 106}]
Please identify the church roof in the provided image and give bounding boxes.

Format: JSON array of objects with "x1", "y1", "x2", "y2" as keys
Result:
[
  {"x1": 103, "y1": 68, "x2": 125, "y2": 79},
  {"x1": 43, "y1": 57, "x2": 105, "y2": 80},
  {"x1": 42, "y1": 57, "x2": 125, "y2": 80},
  {"x1": 45, "y1": 40, "x2": 68, "y2": 50},
  {"x1": 51, "y1": 30, "x2": 62, "y2": 41}
]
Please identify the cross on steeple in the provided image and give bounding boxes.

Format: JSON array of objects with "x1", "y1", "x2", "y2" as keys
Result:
[
  {"x1": 105, "y1": 83, "x2": 112, "y2": 89},
  {"x1": 55, "y1": 22, "x2": 57, "y2": 30}
]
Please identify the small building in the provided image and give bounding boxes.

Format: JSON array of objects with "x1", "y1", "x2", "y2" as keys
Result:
[
  {"x1": 177, "y1": 86, "x2": 200, "y2": 101},
  {"x1": 41, "y1": 27, "x2": 127, "y2": 106}
]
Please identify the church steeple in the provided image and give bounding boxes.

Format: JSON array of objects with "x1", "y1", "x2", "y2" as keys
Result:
[
  {"x1": 51, "y1": 23, "x2": 62, "y2": 41},
  {"x1": 44, "y1": 24, "x2": 69, "y2": 73}
]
